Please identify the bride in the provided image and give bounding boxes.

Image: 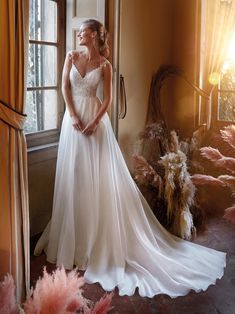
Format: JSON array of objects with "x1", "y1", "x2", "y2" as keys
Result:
[{"x1": 34, "y1": 19, "x2": 226, "y2": 298}]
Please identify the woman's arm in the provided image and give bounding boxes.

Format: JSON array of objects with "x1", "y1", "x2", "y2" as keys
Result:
[
  {"x1": 62, "y1": 52, "x2": 83, "y2": 131},
  {"x1": 82, "y1": 61, "x2": 112, "y2": 136}
]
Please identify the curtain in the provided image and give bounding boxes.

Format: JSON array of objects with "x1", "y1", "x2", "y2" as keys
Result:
[
  {"x1": 200, "y1": 0, "x2": 235, "y2": 128},
  {"x1": 0, "y1": 0, "x2": 30, "y2": 302}
]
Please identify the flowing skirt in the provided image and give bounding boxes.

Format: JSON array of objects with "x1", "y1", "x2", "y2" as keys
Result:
[{"x1": 35, "y1": 95, "x2": 226, "y2": 298}]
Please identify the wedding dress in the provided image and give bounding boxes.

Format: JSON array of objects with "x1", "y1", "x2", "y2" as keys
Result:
[{"x1": 34, "y1": 59, "x2": 226, "y2": 298}]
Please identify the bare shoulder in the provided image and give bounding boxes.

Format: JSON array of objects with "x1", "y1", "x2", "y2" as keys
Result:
[
  {"x1": 67, "y1": 50, "x2": 81, "y2": 63},
  {"x1": 102, "y1": 58, "x2": 112, "y2": 74},
  {"x1": 102, "y1": 57, "x2": 112, "y2": 67}
]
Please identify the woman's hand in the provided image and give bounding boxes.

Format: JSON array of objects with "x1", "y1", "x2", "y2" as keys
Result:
[
  {"x1": 82, "y1": 120, "x2": 98, "y2": 136},
  {"x1": 71, "y1": 115, "x2": 83, "y2": 131}
]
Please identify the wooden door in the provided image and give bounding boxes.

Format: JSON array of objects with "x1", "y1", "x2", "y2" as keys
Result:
[{"x1": 66, "y1": 0, "x2": 105, "y2": 52}]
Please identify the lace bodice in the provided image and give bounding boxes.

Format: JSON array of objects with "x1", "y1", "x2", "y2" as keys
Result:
[{"x1": 69, "y1": 61, "x2": 108, "y2": 98}]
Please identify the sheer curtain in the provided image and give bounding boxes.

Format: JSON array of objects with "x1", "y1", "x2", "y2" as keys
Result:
[
  {"x1": 0, "y1": 0, "x2": 30, "y2": 301},
  {"x1": 200, "y1": 0, "x2": 235, "y2": 128}
]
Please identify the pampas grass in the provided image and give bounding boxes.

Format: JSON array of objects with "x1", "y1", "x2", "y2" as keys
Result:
[
  {"x1": 192, "y1": 125, "x2": 235, "y2": 225},
  {"x1": 23, "y1": 267, "x2": 86, "y2": 314},
  {"x1": 224, "y1": 205, "x2": 235, "y2": 224},
  {"x1": 0, "y1": 267, "x2": 113, "y2": 314},
  {"x1": 90, "y1": 293, "x2": 114, "y2": 314},
  {"x1": 133, "y1": 155, "x2": 163, "y2": 194},
  {"x1": 160, "y1": 131, "x2": 196, "y2": 240},
  {"x1": 221, "y1": 124, "x2": 235, "y2": 149},
  {"x1": 191, "y1": 174, "x2": 226, "y2": 187},
  {"x1": 0, "y1": 274, "x2": 18, "y2": 314},
  {"x1": 160, "y1": 149, "x2": 196, "y2": 240},
  {"x1": 200, "y1": 147, "x2": 223, "y2": 162},
  {"x1": 134, "y1": 127, "x2": 196, "y2": 240}
]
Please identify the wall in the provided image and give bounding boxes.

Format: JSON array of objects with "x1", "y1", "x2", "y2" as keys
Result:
[
  {"x1": 118, "y1": 0, "x2": 173, "y2": 169},
  {"x1": 28, "y1": 146, "x2": 57, "y2": 236},
  {"x1": 169, "y1": 0, "x2": 200, "y2": 138}
]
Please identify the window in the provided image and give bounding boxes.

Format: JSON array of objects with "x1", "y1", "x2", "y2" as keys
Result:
[
  {"x1": 25, "y1": 0, "x2": 65, "y2": 147},
  {"x1": 215, "y1": 30, "x2": 235, "y2": 125},
  {"x1": 218, "y1": 61, "x2": 235, "y2": 122}
]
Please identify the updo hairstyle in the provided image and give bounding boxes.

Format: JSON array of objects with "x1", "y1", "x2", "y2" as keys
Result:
[{"x1": 82, "y1": 19, "x2": 109, "y2": 58}]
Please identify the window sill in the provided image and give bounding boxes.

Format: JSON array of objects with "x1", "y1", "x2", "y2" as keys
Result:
[{"x1": 27, "y1": 142, "x2": 59, "y2": 165}]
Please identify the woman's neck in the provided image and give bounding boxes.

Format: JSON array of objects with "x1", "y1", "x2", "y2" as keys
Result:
[{"x1": 85, "y1": 45, "x2": 100, "y2": 62}]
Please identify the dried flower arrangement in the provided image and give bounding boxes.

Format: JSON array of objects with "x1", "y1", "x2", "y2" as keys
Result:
[
  {"x1": 191, "y1": 124, "x2": 235, "y2": 225},
  {"x1": 0, "y1": 267, "x2": 113, "y2": 314},
  {"x1": 133, "y1": 124, "x2": 197, "y2": 240},
  {"x1": 132, "y1": 65, "x2": 206, "y2": 240}
]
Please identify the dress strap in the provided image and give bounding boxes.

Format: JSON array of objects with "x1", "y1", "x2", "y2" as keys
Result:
[
  {"x1": 68, "y1": 50, "x2": 79, "y2": 64},
  {"x1": 100, "y1": 59, "x2": 109, "y2": 68}
]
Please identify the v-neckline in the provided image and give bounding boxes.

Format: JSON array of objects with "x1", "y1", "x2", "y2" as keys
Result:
[{"x1": 73, "y1": 63, "x2": 102, "y2": 79}]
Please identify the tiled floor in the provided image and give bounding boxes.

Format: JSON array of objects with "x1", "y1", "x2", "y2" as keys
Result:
[{"x1": 30, "y1": 217, "x2": 235, "y2": 314}]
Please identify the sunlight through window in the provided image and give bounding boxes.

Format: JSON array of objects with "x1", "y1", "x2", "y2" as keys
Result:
[{"x1": 218, "y1": 29, "x2": 235, "y2": 122}]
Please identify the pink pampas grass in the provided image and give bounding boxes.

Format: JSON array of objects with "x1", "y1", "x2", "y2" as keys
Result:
[
  {"x1": 200, "y1": 147, "x2": 223, "y2": 162},
  {"x1": 90, "y1": 292, "x2": 114, "y2": 314},
  {"x1": 197, "y1": 125, "x2": 235, "y2": 225},
  {"x1": 133, "y1": 155, "x2": 163, "y2": 192},
  {"x1": 221, "y1": 125, "x2": 235, "y2": 149},
  {"x1": 0, "y1": 274, "x2": 18, "y2": 314},
  {"x1": 23, "y1": 266, "x2": 86, "y2": 314},
  {"x1": 191, "y1": 174, "x2": 226, "y2": 187},
  {"x1": 218, "y1": 175, "x2": 235, "y2": 194},
  {"x1": 200, "y1": 147, "x2": 235, "y2": 174},
  {"x1": 224, "y1": 205, "x2": 235, "y2": 224},
  {"x1": 0, "y1": 267, "x2": 113, "y2": 314}
]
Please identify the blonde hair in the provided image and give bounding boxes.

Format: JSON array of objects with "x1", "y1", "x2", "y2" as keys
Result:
[{"x1": 82, "y1": 19, "x2": 109, "y2": 58}]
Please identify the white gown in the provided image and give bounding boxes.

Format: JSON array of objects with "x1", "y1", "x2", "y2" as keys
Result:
[{"x1": 34, "y1": 60, "x2": 226, "y2": 298}]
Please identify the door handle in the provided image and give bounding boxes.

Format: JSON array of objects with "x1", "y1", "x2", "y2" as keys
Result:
[{"x1": 119, "y1": 74, "x2": 127, "y2": 119}]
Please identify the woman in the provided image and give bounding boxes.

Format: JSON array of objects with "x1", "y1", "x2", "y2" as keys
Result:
[{"x1": 35, "y1": 19, "x2": 226, "y2": 298}]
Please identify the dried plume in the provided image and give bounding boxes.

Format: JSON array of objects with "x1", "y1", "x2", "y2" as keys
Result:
[
  {"x1": 200, "y1": 146, "x2": 235, "y2": 174},
  {"x1": 223, "y1": 205, "x2": 235, "y2": 224},
  {"x1": 200, "y1": 147, "x2": 223, "y2": 162},
  {"x1": 139, "y1": 122, "x2": 166, "y2": 141},
  {"x1": 23, "y1": 266, "x2": 87, "y2": 314},
  {"x1": 214, "y1": 157, "x2": 235, "y2": 174},
  {"x1": 133, "y1": 155, "x2": 163, "y2": 194},
  {"x1": 159, "y1": 150, "x2": 195, "y2": 240},
  {"x1": 0, "y1": 274, "x2": 18, "y2": 314},
  {"x1": 0, "y1": 267, "x2": 113, "y2": 314},
  {"x1": 90, "y1": 292, "x2": 114, "y2": 314},
  {"x1": 218, "y1": 175, "x2": 235, "y2": 194},
  {"x1": 169, "y1": 130, "x2": 180, "y2": 153},
  {"x1": 220, "y1": 125, "x2": 235, "y2": 149},
  {"x1": 191, "y1": 174, "x2": 226, "y2": 187},
  {"x1": 196, "y1": 124, "x2": 235, "y2": 225}
]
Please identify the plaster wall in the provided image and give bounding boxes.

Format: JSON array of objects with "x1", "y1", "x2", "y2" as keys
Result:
[{"x1": 118, "y1": 0, "x2": 173, "y2": 168}]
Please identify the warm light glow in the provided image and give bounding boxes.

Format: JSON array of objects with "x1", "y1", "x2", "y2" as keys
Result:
[
  {"x1": 208, "y1": 72, "x2": 220, "y2": 85},
  {"x1": 222, "y1": 61, "x2": 230, "y2": 73},
  {"x1": 221, "y1": 29, "x2": 235, "y2": 75},
  {"x1": 227, "y1": 30, "x2": 235, "y2": 61}
]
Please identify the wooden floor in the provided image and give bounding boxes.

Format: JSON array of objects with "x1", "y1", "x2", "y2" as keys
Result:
[{"x1": 30, "y1": 217, "x2": 235, "y2": 314}]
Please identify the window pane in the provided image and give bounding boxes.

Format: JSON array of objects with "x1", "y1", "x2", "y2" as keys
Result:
[
  {"x1": 29, "y1": 0, "x2": 57, "y2": 42},
  {"x1": 24, "y1": 90, "x2": 58, "y2": 133},
  {"x1": 27, "y1": 44, "x2": 57, "y2": 87},
  {"x1": 218, "y1": 91, "x2": 235, "y2": 121},
  {"x1": 220, "y1": 64, "x2": 235, "y2": 91}
]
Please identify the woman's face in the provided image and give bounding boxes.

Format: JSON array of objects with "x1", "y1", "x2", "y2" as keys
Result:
[{"x1": 78, "y1": 25, "x2": 95, "y2": 46}]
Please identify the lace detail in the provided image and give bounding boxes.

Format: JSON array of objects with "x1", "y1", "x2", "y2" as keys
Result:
[{"x1": 70, "y1": 60, "x2": 109, "y2": 98}]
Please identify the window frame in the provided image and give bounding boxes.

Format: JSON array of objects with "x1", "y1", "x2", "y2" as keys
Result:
[
  {"x1": 26, "y1": 0, "x2": 66, "y2": 148},
  {"x1": 211, "y1": 77, "x2": 235, "y2": 132}
]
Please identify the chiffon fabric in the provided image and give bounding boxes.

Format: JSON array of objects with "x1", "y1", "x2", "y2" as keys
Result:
[{"x1": 34, "y1": 60, "x2": 226, "y2": 298}]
